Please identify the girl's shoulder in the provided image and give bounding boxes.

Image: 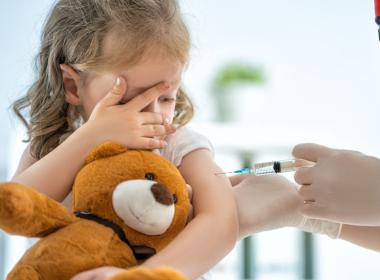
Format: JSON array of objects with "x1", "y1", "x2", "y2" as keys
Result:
[{"x1": 158, "y1": 126, "x2": 214, "y2": 167}]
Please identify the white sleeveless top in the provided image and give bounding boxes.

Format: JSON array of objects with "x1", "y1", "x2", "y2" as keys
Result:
[
  {"x1": 63, "y1": 126, "x2": 214, "y2": 280},
  {"x1": 154, "y1": 126, "x2": 214, "y2": 167}
]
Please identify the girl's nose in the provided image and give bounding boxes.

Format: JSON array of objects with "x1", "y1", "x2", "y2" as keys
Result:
[{"x1": 142, "y1": 99, "x2": 160, "y2": 113}]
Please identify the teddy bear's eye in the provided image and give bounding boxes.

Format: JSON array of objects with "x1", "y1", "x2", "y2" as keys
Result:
[
  {"x1": 145, "y1": 173, "x2": 155, "y2": 181},
  {"x1": 172, "y1": 194, "x2": 177, "y2": 204}
]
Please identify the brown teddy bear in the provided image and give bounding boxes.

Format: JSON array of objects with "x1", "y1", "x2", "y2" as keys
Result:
[{"x1": 0, "y1": 142, "x2": 190, "y2": 280}]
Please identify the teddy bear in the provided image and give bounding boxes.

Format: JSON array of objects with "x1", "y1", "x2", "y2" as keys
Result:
[{"x1": 0, "y1": 142, "x2": 190, "y2": 280}]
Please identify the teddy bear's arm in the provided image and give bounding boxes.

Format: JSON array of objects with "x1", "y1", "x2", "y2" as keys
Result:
[{"x1": 0, "y1": 182, "x2": 76, "y2": 237}]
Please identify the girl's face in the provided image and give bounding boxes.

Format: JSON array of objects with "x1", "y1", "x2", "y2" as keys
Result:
[{"x1": 77, "y1": 54, "x2": 183, "y2": 123}]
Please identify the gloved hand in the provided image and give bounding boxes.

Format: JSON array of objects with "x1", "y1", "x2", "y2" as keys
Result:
[
  {"x1": 232, "y1": 174, "x2": 341, "y2": 239},
  {"x1": 293, "y1": 143, "x2": 380, "y2": 226}
]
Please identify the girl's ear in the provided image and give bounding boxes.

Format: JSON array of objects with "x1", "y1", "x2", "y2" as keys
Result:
[{"x1": 60, "y1": 64, "x2": 81, "y2": 105}]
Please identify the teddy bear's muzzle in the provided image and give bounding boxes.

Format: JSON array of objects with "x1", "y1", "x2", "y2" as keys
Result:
[{"x1": 112, "y1": 179, "x2": 176, "y2": 235}]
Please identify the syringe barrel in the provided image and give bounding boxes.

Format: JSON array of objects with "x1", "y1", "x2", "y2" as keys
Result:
[
  {"x1": 279, "y1": 159, "x2": 314, "y2": 172},
  {"x1": 253, "y1": 161, "x2": 277, "y2": 175}
]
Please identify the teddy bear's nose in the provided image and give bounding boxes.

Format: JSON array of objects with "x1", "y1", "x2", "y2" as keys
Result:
[{"x1": 150, "y1": 183, "x2": 173, "y2": 206}]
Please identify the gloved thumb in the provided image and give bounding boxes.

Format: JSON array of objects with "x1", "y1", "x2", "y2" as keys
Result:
[
  {"x1": 97, "y1": 77, "x2": 127, "y2": 108},
  {"x1": 292, "y1": 143, "x2": 336, "y2": 162}
]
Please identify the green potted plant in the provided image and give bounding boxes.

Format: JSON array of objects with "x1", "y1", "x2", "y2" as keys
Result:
[{"x1": 212, "y1": 62, "x2": 266, "y2": 122}]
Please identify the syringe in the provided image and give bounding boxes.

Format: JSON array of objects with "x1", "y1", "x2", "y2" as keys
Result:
[{"x1": 217, "y1": 159, "x2": 314, "y2": 176}]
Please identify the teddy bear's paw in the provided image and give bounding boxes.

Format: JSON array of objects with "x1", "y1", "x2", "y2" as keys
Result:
[
  {"x1": 7, "y1": 264, "x2": 41, "y2": 280},
  {"x1": 0, "y1": 183, "x2": 34, "y2": 227},
  {"x1": 110, "y1": 266, "x2": 187, "y2": 280}
]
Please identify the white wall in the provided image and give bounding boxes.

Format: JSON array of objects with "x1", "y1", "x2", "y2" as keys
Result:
[
  {"x1": 181, "y1": 0, "x2": 380, "y2": 155},
  {"x1": 1, "y1": 0, "x2": 379, "y2": 279},
  {"x1": 0, "y1": 2, "x2": 53, "y2": 277},
  {"x1": 0, "y1": 1, "x2": 53, "y2": 176}
]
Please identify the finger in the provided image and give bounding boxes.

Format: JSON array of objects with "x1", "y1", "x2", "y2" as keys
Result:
[
  {"x1": 141, "y1": 124, "x2": 176, "y2": 137},
  {"x1": 294, "y1": 167, "x2": 313, "y2": 185},
  {"x1": 229, "y1": 174, "x2": 250, "y2": 186},
  {"x1": 186, "y1": 204, "x2": 194, "y2": 224},
  {"x1": 140, "y1": 112, "x2": 165, "y2": 125},
  {"x1": 186, "y1": 184, "x2": 193, "y2": 201},
  {"x1": 292, "y1": 143, "x2": 336, "y2": 162},
  {"x1": 137, "y1": 137, "x2": 167, "y2": 149},
  {"x1": 70, "y1": 271, "x2": 93, "y2": 280},
  {"x1": 340, "y1": 149, "x2": 363, "y2": 156},
  {"x1": 97, "y1": 77, "x2": 127, "y2": 108},
  {"x1": 298, "y1": 185, "x2": 315, "y2": 201},
  {"x1": 125, "y1": 82, "x2": 169, "y2": 111}
]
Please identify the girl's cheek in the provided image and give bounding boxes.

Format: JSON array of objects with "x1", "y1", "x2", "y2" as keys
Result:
[
  {"x1": 81, "y1": 75, "x2": 117, "y2": 118},
  {"x1": 81, "y1": 102, "x2": 96, "y2": 121},
  {"x1": 84, "y1": 94, "x2": 102, "y2": 117}
]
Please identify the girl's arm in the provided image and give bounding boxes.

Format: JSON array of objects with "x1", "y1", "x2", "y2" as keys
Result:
[
  {"x1": 142, "y1": 149, "x2": 239, "y2": 279},
  {"x1": 11, "y1": 125, "x2": 101, "y2": 202},
  {"x1": 340, "y1": 225, "x2": 380, "y2": 252}
]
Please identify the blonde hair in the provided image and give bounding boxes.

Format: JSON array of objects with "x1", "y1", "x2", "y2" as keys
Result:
[{"x1": 12, "y1": 0, "x2": 193, "y2": 159}]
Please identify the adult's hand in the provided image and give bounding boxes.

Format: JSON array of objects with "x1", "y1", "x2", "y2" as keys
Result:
[{"x1": 294, "y1": 143, "x2": 380, "y2": 226}]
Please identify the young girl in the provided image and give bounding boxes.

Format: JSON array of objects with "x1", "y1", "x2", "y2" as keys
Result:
[{"x1": 11, "y1": 0, "x2": 238, "y2": 279}]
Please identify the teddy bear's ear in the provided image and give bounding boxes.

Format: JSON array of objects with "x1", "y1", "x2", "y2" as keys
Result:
[{"x1": 85, "y1": 142, "x2": 128, "y2": 164}]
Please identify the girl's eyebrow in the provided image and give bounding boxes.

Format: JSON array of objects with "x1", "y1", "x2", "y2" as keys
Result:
[
  {"x1": 132, "y1": 74, "x2": 182, "y2": 93},
  {"x1": 134, "y1": 78, "x2": 182, "y2": 95},
  {"x1": 121, "y1": 81, "x2": 177, "y2": 104},
  {"x1": 122, "y1": 81, "x2": 164, "y2": 103},
  {"x1": 134, "y1": 82, "x2": 160, "y2": 93},
  {"x1": 127, "y1": 75, "x2": 181, "y2": 98}
]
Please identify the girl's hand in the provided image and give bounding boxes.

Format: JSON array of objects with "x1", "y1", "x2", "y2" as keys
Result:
[
  {"x1": 70, "y1": 266, "x2": 123, "y2": 280},
  {"x1": 84, "y1": 77, "x2": 176, "y2": 149}
]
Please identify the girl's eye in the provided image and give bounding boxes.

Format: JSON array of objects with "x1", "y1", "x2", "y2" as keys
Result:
[{"x1": 159, "y1": 97, "x2": 176, "y2": 103}]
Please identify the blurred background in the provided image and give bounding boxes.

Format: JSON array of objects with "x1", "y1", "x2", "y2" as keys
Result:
[{"x1": 1, "y1": 0, "x2": 380, "y2": 279}]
